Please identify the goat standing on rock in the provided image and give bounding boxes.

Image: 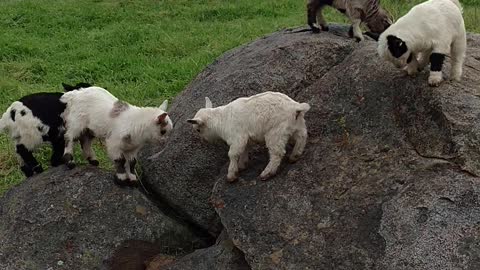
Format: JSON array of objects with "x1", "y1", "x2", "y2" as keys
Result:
[
  {"x1": 376, "y1": 0, "x2": 466, "y2": 87},
  {"x1": 0, "y1": 83, "x2": 92, "y2": 177},
  {"x1": 307, "y1": 0, "x2": 392, "y2": 41},
  {"x1": 60, "y1": 85, "x2": 173, "y2": 186},
  {"x1": 187, "y1": 92, "x2": 310, "y2": 182}
]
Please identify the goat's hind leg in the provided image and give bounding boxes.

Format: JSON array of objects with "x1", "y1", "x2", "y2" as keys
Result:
[
  {"x1": 260, "y1": 132, "x2": 289, "y2": 181},
  {"x1": 62, "y1": 127, "x2": 82, "y2": 169},
  {"x1": 450, "y1": 34, "x2": 466, "y2": 81},
  {"x1": 79, "y1": 131, "x2": 99, "y2": 166},
  {"x1": 289, "y1": 119, "x2": 308, "y2": 163}
]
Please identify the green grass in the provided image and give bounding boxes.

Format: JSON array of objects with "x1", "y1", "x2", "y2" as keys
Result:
[{"x1": 0, "y1": 0, "x2": 479, "y2": 195}]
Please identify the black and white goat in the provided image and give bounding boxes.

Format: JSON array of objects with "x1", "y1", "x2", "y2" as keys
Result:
[
  {"x1": 60, "y1": 85, "x2": 173, "y2": 186},
  {"x1": 307, "y1": 0, "x2": 392, "y2": 41},
  {"x1": 376, "y1": 0, "x2": 466, "y2": 86},
  {"x1": 0, "y1": 83, "x2": 91, "y2": 177}
]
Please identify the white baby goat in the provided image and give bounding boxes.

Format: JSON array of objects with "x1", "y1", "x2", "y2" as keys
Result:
[
  {"x1": 376, "y1": 0, "x2": 466, "y2": 87},
  {"x1": 61, "y1": 86, "x2": 173, "y2": 186},
  {"x1": 187, "y1": 92, "x2": 310, "y2": 182}
]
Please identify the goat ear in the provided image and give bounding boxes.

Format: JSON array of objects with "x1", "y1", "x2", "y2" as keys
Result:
[
  {"x1": 364, "y1": 32, "x2": 380, "y2": 41},
  {"x1": 187, "y1": 118, "x2": 203, "y2": 126},
  {"x1": 159, "y1": 99, "x2": 168, "y2": 111},
  {"x1": 157, "y1": 113, "x2": 168, "y2": 125},
  {"x1": 62, "y1": 83, "x2": 74, "y2": 92},
  {"x1": 205, "y1": 97, "x2": 213, "y2": 108}
]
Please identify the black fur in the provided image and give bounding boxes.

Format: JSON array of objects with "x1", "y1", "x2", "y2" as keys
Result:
[
  {"x1": 6, "y1": 92, "x2": 69, "y2": 177},
  {"x1": 62, "y1": 82, "x2": 92, "y2": 92},
  {"x1": 364, "y1": 31, "x2": 380, "y2": 41},
  {"x1": 430, "y1": 53, "x2": 445, "y2": 72},
  {"x1": 10, "y1": 109, "x2": 16, "y2": 121},
  {"x1": 130, "y1": 158, "x2": 137, "y2": 174},
  {"x1": 16, "y1": 144, "x2": 42, "y2": 177},
  {"x1": 407, "y1": 53, "x2": 413, "y2": 64},
  {"x1": 387, "y1": 35, "x2": 408, "y2": 58}
]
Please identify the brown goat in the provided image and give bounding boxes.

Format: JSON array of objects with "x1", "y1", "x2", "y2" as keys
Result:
[{"x1": 307, "y1": 0, "x2": 392, "y2": 41}]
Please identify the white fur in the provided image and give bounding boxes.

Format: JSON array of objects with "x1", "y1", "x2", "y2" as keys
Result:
[
  {"x1": 377, "y1": 0, "x2": 466, "y2": 86},
  {"x1": 188, "y1": 92, "x2": 310, "y2": 182},
  {"x1": 60, "y1": 86, "x2": 173, "y2": 177},
  {"x1": 0, "y1": 102, "x2": 49, "y2": 151}
]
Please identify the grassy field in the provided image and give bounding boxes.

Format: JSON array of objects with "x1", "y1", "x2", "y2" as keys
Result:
[{"x1": 0, "y1": 0, "x2": 479, "y2": 194}]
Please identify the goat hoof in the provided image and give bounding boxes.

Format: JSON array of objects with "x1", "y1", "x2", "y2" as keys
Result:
[
  {"x1": 113, "y1": 174, "x2": 129, "y2": 187},
  {"x1": 66, "y1": 161, "x2": 76, "y2": 169},
  {"x1": 62, "y1": 153, "x2": 73, "y2": 162},
  {"x1": 88, "y1": 159, "x2": 99, "y2": 166},
  {"x1": 355, "y1": 37, "x2": 362, "y2": 43},
  {"x1": 288, "y1": 155, "x2": 300, "y2": 163},
  {"x1": 321, "y1": 25, "x2": 329, "y2": 31},
  {"x1": 33, "y1": 165, "x2": 44, "y2": 174},
  {"x1": 227, "y1": 175, "x2": 238, "y2": 183},
  {"x1": 127, "y1": 180, "x2": 139, "y2": 187},
  {"x1": 259, "y1": 172, "x2": 274, "y2": 181},
  {"x1": 21, "y1": 166, "x2": 34, "y2": 177},
  {"x1": 311, "y1": 27, "x2": 320, "y2": 33}
]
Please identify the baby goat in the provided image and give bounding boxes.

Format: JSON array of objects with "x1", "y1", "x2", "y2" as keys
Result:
[
  {"x1": 60, "y1": 86, "x2": 173, "y2": 186},
  {"x1": 0, "y1": 83, "x2": 91, "y2": 177},
  {"x1": 376, "y1": 0, "x2": 466, "y2": 87},
  {"x1": 188, "y1": 92, "x2": 310, "y2": 182},
  {"x1": 307, "y1": 0, "x2": 392, "y2": 41}
]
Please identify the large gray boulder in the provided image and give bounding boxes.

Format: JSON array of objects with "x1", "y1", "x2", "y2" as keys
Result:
[
  {"x1": 140, "y1": 25, "x2": 356, "y2": 236},
  {"x1": 142, "y1": 25, "x2": 480, "y2": 269},
  {"x1": 0, "y1": 166, "x2": 207, "y2": 270}
]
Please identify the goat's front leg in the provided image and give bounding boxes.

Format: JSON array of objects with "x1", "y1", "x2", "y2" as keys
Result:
[
  {"x1": 227, "y1": 140, "x2": 247, "y2": 182},
  {"x1": 107, "y1": 137, "x2": 129, "y2": 186},
  {"x1": 113, "y1": 157, "x2": 129, "y2": 186},
  {"x1": 50, "y1": 137, "x2": 65, "y2": 167},
  {"x1": 404, "y1": 53, "x2": 420, "y2": 76},
  {"x1": 348, "y1": 8, "x2": 364, "y2": 42},
  {"x1": 238, "y1": 149, "x2": 249, "y2": 171},
  {"x1": 16, "y1": 144, "x2": 43, "y2": 177},
  {"x1": 307, "y1": 1, "x2": 329, "y2": 32},
  {"x1": 428, "y1": 53, "x2": 446, "y2": 87}
]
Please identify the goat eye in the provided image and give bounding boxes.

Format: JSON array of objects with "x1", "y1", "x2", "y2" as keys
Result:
[{"x1": 196, "y1": 129, "x2": 201, "y2": 133}]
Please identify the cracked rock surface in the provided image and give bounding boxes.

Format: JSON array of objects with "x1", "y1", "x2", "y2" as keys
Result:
[
  {"x1": 0, "y1": 167, "x2": 206, "y2": 270},
  {"x1": 141, "y1": 25, "x2": 480, "y2": 269}
]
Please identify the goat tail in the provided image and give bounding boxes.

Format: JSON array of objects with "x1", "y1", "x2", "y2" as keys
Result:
[
  {"x1": 297, "y1": 102, "x2": 311, "y2": 113},
  {"x1": 295, "y1": 102, "x2": 311, "y2": 120}
]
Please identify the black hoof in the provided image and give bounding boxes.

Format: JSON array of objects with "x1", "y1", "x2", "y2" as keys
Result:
[
  {"x1": 127, "y1": 180, "x2": 139, "y2": 188},
  {"x1": 21, "y1": 166, "x2": 34, "y2": 177},
  {"x1": 66, "y1": 161, "x2": 76, "y2": 169},
  {"x1": 311, "y1": 27, "x2": 321, "y2": 33},
  {"x1": 348, "y1": 27, "x2": 354, "y2": 38},
  {"x1": 355, "y1": 37, "x2": 362, "y2": 42},
  {"x1": 33, "y1": 165, "x2": 43, "y2": 174},
  {"x1": 321, "y1": 25, "x2": 329, "y2": 32},
  {"x1": 113, "y1": 175, "x2": 130, "y2": 187},
  {"x1": 51, "y1": 159, "x2": 63, "y2": 167},
  {"x1": 88, "y1": 158, "x2": 99, "y2": 166}
]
